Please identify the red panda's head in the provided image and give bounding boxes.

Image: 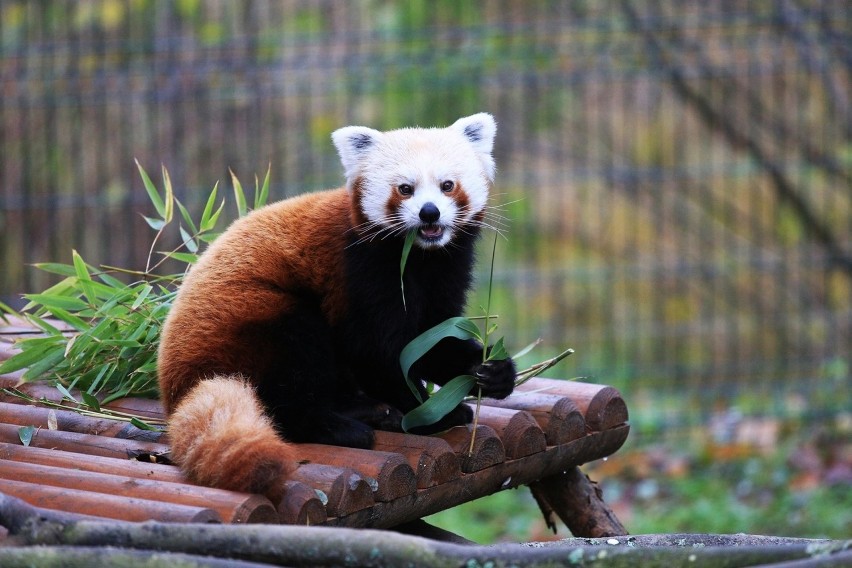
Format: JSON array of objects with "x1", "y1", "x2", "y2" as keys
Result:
[{"x1": 332, "y1": 113, "x2": 497, "y2": 249}]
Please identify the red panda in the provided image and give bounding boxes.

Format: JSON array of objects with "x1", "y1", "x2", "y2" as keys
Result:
[{"x1": 157, "y1": 113, "x2": 516, "y2": 503}]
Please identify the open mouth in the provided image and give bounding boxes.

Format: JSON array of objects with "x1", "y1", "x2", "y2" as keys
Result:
[{"x1": 418, "y1": 224, "x2": 445, "y2": 242}]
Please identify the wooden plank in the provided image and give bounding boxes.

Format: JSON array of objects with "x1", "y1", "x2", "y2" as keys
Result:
[
  {"x1": 516, "y1": 378, "x2": 628, "y2": 432},
  {"x1": 294, "y1": 445, "x2": 416, "y2": 502},
  {"x1": 0, "y1": 478, "x2": 221, "y2": 523},
  {"x1": 0, "y1": 422, "x2": 170, "y2": 461},
  {"x1": 372, "y1": 431, "x2": 461, "y2": 489},
  {"x1": 0, "y1": 401, "x2": 164, "y2": 442},
  {"x1": 481, "y1": 391, "x2": 586, "y2": 445},
  {"x1": 289, "y1": 463, "x2": 374, "y2": 517},
  {"x1": 0, "y1": 459, "x2": 277, "y2": 524},
  {"x1": 472, "y1": 406, "x2": 547, "y2": 459},
  {"x1": 279, "y1": 480, "x2": 328, "y2": 526},
  {"x1": 329, "y1": 425, "x2": 630, "y2": 529},
  {"x1": 436, "y1": 424, "x2": 505, "y2": 473}
]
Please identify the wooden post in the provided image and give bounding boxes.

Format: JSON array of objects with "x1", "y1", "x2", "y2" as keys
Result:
[{"x1": 528, "y1": 466, "x2": 628, "y2": 538}]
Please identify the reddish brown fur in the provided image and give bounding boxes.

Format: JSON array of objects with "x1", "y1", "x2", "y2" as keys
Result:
[
  {"x1": 158, "y1": 188, "x2": 352, "y2": 502},
  {"x1": 349, "y1": 177, "x2": 370, "y2": 230}
]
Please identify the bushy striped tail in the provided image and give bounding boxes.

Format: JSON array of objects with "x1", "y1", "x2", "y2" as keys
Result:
[{"x1": 166, "y1": 375, "x2": 297, "y2": 504}]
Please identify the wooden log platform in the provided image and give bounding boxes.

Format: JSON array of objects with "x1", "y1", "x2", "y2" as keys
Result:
[{"x1": 0, "y1": 319, "x2": 630, "y2": 535}]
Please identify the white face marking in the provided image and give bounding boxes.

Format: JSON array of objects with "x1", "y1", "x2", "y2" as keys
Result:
[{"x1": 332, "y1": 114, "x2": 497, "y2": 250}]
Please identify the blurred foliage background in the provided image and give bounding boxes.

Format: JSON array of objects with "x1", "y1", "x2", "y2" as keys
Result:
[{"x1": 0, "y1": 0, "x2": 849, "y2": 541}]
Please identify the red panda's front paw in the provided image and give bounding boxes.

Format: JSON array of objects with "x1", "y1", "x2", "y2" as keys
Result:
[{"x1": 473, "y1": 357, "x2": 516, "y2": 400}]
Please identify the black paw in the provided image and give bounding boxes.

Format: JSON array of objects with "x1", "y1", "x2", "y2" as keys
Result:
[
  {"x1": 408, "y1": 403, "x2": 473, "y2": 435},
  {"x1": 473, "y1": 357, "x2": 516, "y2": 399},
  {"x1": 339, "y1": 400, "x2": 405, "y2": 432}
]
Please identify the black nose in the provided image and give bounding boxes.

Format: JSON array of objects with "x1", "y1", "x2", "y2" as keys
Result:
[{"x1": 419, "y1": 202, "x2": 440, "y2": 223}]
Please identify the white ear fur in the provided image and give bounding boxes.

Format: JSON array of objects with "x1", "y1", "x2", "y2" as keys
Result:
[
  {"x1": 450, "y1": 113, "x2": 497, "y2": 156},
  {"x1": 331, "y1": 126, "x2": 384, "y2": 179}
]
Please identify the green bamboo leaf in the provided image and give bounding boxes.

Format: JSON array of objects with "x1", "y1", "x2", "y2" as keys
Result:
[
  {"x1": 136, "y1": 159, "x2": 166, "y2": 218},
  {"x1": 55, "y1": 383, "x2": 78, "y2": 402},
  {"x1": 487, "y1": 337, "x2": 510, "y2": 361},
  {"x1": 179, "y1": 225, "x2": 199, "y2": 254},
  {"x1": 22, "y1": 348, "x2": 65, "y2": 380},
  {"x1": 400, "y1": 317, "x2": 481, "y2": 380},
  {"x1": 161, "y1": 166, "x2": 174, "y2": 224},
  {"x1": 0, "y1": 340, "x2": 59, "y2": 375},
  {"x1": 200, "y1": 181, "x2": 223, "y2": 232},
  {"x1": 163, "y1": 251, "x2": 199, "y2": 264},
  {"x1": 399, "y1": 230, "x2": 417, "y2": 311},
  {"x1": 96, "y1": 272, "x2": 127, "y2": 289},
  {"x1": 39, "y1": 306, "x2": 90, "y2": 332},
  {"x1": 72, "y1": 250, "x2": 96, "y2": 305},
  {"x1": 81, "y1": 391, "x2": 101, "y2": 412},
  {"x1": 197, "y1": 231, "x2": 223, "y2": 244},
  {"x1": 176, "y1": 199, "x2": 199, "y2": 236},
  {"x1": 31, "y1": 263, "x2": 77, "y2": 277},
  {"x1": 255, "y1": 165, "x2": 271, "y2": 209},
  {"x1": 22, "y1": 293, "x2": 89, "y2": 313},
  {"x1": 22, "y1": 277, "x2": 76, "y2": 312},
  {"x1": 401, "y1": 375, "x2": 476, "y2": 432},
  {"x1": 512, "y1": 339, "x2": 542, "y2": 360},
  {"x1": 230, "y1": 169, "x2": 248, "y2": 217},
  {"x1": 18, "y1": 425, "x2": 35, "y2": 446},
  {"x1": 142, "y1": 215, "x2": 166, "y2": 231},
  {"x1": 128, "y1": 285, "x2": 153, "y2": 312},
  {"x1": 400, "y1": 316, "x2": 481, "y2": 403},
  {"x1": 130, "y1": 417, "x2": 157, "y2": 431},
  {"x1": 87, "y1": 363, "x2": 113, "y2": 394},
  {"x1": 455, "y1": 318, "x2": 483, "y2": 341},
  {"x1": 100, "y1": 339, "x2": 143, "y2": 348}
]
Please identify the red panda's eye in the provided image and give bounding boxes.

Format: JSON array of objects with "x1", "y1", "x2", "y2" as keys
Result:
[
  {"x1": 440, "y1": 180, "x2": 455, "y2": 193},
  {"x1": 398, "y1": 184, "x2": 414, "y2": 196}
]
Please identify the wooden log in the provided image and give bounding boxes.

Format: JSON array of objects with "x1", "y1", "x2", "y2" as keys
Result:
[
  {"x1": 517, "y1": 378, "x2": 628, "y2": 432},
  {"x1": 0, "y1": 441, "x2": 184, "y2": 482},
  {"x1": 295, "y1": 444, "x2": 415, "y2": 502},
  {"x1": 470, "y1": 406, "x2": 547, "y2": 459},
  {"x1": 278, "y1": 481, "x2": 327, "y2": 526},
  {"x1": 0, "y1": 442, "x2": 325, "y2": 526},
  {"x1": 528, "y1": 466, "x2": 628, "y2": 537},
  {"x1": 0, "y1": 459, "x2": 277, "y2": 524},
  {"x1": 0, "y1": 375, "x2": 62, "y2": 401},
  {"x1": 0, "y1": 478, "x2": 221, "y2": 523},
  {"x1": 481, "y1": 392, "x2": 586, "y2": 445},
  {"x1": 0, "y1": 375, "x2": 166, "y2": 423},
  {"x1": 372, "y1": 431, "x2": 461, "y2": 488},
  {"x1": 0, "y1": 401, "x2": 164, "y2": 443},
  {"x1": 435, "y1": 424, "x2": 505, "y2": 473},
  {"x1": 289, "y1": 463, "x2": 374, "y2": 517},
  {"x1": 0, "y1": 422, "x2": 170, "y2": 461},
  {"x1": 103, "y1": 396, "x2": 166, "y2": 420},
  {"x1": 331, "y1": 425, "x2": 631, "y2": 529}
]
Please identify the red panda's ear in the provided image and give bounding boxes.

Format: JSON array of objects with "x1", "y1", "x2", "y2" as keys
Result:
[
  {"x1": 450, "y1": 113, "x2": 497, "y2": 156},
  {"x1": 332, "y1": 126, "x2": 384, "y2": 179}
]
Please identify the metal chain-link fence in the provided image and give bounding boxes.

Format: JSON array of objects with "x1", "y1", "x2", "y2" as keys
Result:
[{"x1": 1, "y1": 0, "x2": 849, "y2": 444}]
